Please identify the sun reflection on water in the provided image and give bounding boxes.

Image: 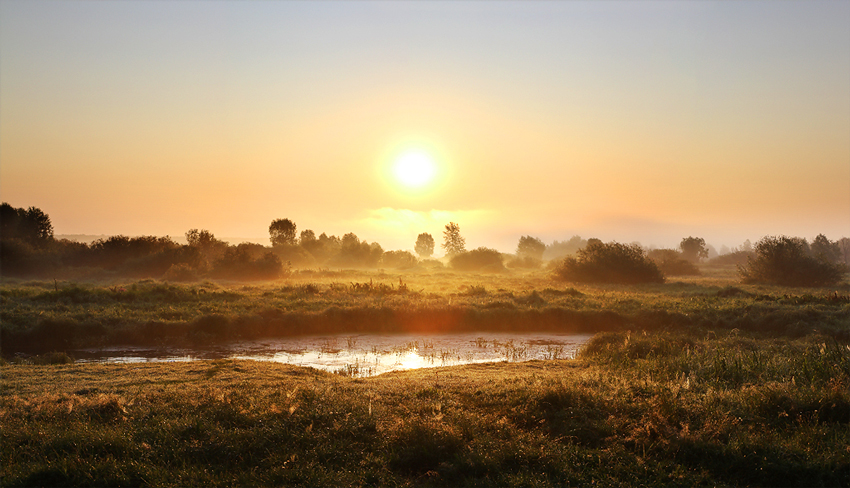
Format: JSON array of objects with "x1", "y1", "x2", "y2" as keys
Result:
[{"x1": 74, "y1": 333, "x2": 592, "y2": 376}]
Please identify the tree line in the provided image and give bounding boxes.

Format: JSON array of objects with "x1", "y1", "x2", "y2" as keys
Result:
[{"x1": 1, "y1": 203, "x2": 847, "y2": 286}]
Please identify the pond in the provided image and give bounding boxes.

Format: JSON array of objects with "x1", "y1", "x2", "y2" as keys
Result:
[{"x1": 72, "y1": 333, "x2": 592, "y2": 377}]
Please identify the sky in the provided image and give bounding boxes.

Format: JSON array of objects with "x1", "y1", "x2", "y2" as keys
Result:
[{"x1": 1, "y1": 0, "x2": 848, "y2": 255}]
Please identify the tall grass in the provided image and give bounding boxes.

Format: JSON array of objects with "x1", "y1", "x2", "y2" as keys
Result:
[
  {"x1": 3, "y1": 271, "x2": 849, "y2": 355},
  {"x1": 3, "y1": 329, "x2": 848, "y2": 487}
]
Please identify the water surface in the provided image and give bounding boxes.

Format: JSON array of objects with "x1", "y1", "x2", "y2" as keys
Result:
[{"x1": 73, "y1": 333, "x2": 591, "y2": 376}]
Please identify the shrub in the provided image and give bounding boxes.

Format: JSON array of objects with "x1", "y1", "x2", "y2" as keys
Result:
[
  {"x1": 162, "y1": 263, "x2": 200, "y2": 282},
  {"x1": 450, "y1": 247, "x2": 505, "y2": 272},
  {"x1": 552, "y1": 241, "x2": 664, "y2": 284},
  {"x1": 273, "y1": 244, "x2": 317, "y2": 268},
  {"x1": 506, "y1": 255, "x2": 542, "y2": 269},
  {"x1": 417, "y1": 258, "x2": 444, "y2": 269},
  {"x1": 647, "y1": 249, "x2": 700, "y2": 276},
  {"x1": 211, "y1": 244, "x2": 285, "y2": 280},
  {"x1": 0, "y1": 238, "x2": 58, "y2": 276},
  {"x1": 328, "y1": 236, "x2": 383, "y2": 268},
  {"x1": 708, "y1": 250, "x2": 755, "y2": 267},
  {"x1": 516, "y1": 235, "x2": 545, "y2": 260},
  {"x1": 739, "y1": 236, "x2": 847, "y2": 287},
  {"x1": 381, "y1": 250, "x2": 418, "y2": 269}
]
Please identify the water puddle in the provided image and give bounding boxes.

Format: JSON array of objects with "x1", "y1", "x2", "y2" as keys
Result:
[{"x1": 72, "y1": 333, "x2": 592, "y2": 376}]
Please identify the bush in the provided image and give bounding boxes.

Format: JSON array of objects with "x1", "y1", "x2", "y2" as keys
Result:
[
  {"x1": 381, "y1": 250, "x2": 418, "y2": 269},
  {"x1": 739, "y1": 236, "x2": 847, "y2": 287},
  {"x1": 552, "y1": 241, "x2": 664, "y2": 284},
  {"x1": 273, "y1": 244, "x2": 317, "y2": 268},
  {"x1": 708, "y1": 251, "x2": 755, "y2": 267},
  {"x1": 417, "y1": 259, "x2": 444, "y2": 270},
  {"x1": 647, "y1": 249, "x2": 700, "y2": 276},
  {"x1": 162, "y1": 263, "x2": 200, "y2": 282},
  {"x1": 328, "y1": 236, "x2": 383, "y2": 268},
  {"x1": 211, "y1": 244, "x2": 286, "y2": 280},
  {"x1": 506, "y1": 255, "x2": 542, "y2": 269},
  {"x1": 0, "y1": 238, "x2": 58, "y2": 276},
  {"x1": 450, "y1": 247, "x2": 506, "y2": 272}
]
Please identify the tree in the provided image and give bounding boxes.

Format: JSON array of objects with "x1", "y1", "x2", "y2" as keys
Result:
[
  {"x1": 331, "y1": 233, "x2": 384, "y2": 268},
  {"x1": 739, "y1": 235, "x2": 846, "y2": 287},
  {"x1": 414, "y1": 233, "x2": 435, "y2": 258},
  {"x1": 543, "y1": 235, "x2": 587, "y2": 260},
  {"x1": 0, "y1": 203, "x2": 53, "y2": 244},
  {"x1": 442, "y1": 222, "x2": 466, "y2": 257},
  {"x1": 450, "y1": 247, "x2": 505, "y2": 272},
  {"x1": 186, "y1": 229, "x2": 218, "y2": 248},
  {"x1": 382, "y1": 250, "x2": 418, "y2": 269},
  {"x1": 647, "y1": 248, "x2": 700, "y2": 276},
  {"x1": 299, "y1": 229, "x2": 316, "y2": 245},
  {"x1": 552, "y1": 241, "x2": 664, "y2": 284},
  {"x1": 516, "y1": 235, "x2": 545, "y2": 260},
  {"x1": 811, "y1": 234, "x2": 841, "y2": 264},
  {"x1": 679, "y1": 236, "x2": 709, "y2": 263},
  {"x1": 839, "y1": 238, "x2": 850, "y2": 266},
  {"x1": 269, "y1": 219, "x2": 297, "y2": 247},
  {"x1": 341, "y1": 232, "x2": 360, "y2": 249}
]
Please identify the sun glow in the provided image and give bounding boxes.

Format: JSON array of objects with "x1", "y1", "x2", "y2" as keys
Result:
[{"x1": 393, "y1": 150, "x2": 437, "y2": 188}]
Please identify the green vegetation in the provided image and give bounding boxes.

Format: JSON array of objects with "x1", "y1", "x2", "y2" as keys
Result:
[
  {"x1": 647, "y1": 249, "x2": 700, "y2": 276},
  {"x1": 740, "y1": 235, "x2": 848, "y2": 287},
  {"x1": 3, "y1": 266, "x2": 850, "y2": 355},
  {"x1": 450, "y1": 247, "x2": 506, "y2": 273},
  {"x1": 3, "y1": 327, "x2": 849, "y2": 487},
  {"x1": 2, "y1": 202, "x2": 850, "y2": 485},
  {"x1": 553, "y1": 241, "x2": 665, "y2": 284}
]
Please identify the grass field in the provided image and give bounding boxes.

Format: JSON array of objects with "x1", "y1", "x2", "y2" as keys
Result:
[
  {"x1": 2, "y1": 266, "x2": 850, "y2": 486},
  {"x1": 3, "y1": 266, "x2": 848, "y2": 355}
]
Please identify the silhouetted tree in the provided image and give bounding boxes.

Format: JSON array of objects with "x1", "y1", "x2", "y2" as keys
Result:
[
  {"x1": 0, "y1": 203, "x2": 54, "y2": 244},
  {"x1": 451, "y1": 247, "x2": 505, "y2": 272},
  {"x1": 839, "y1": 238, "x2": 850, "y2": 266},
  {"x1": 331, "y1": 233, "x2": 383, "y2": 268},
  {"x1": 415, "y1": 233, "x2": 435, "y2": 258},
  {"x1": 516, "y1": 236, "x2": 545, "y2": 260},
  {"x1": 269, "y1": 219, "x2": 297, "y2": 247},
  {"x1": 811, "y1": 234, "x2": 841, "y2": 264},
  {"x1": 211, "y1": 243, "x2": 285, "y2": 280},
  {"x1": 647, "y1": 248, "x2": 700, "y2": 276},
  {"x1": 679, "y1": 236, "x2": 709, "y2": 263},
  {"x1": 297, "y1": 229, "x2": 322, "y2": 264},
  {"x1": 299, "y1": 229, "x2": 316, "y2": 245},
  {"x1": 304, "y1": 233, "x2": 342, "y2": 263},
  {"x1": 544, "y1": 235, "x2": 587, "y2": 260},
  {"x1": 442, "y1": 222, "x2": 466, "y2": 257},
  {"x1": 382, "y1": 250, "x2": 418, "y2": 269},
  {"x1": 186, "y1": 229, "x2": 219, "y2": 248},
  {"x1": 185, "y1": 229, "x2": 228, "y2": 264},
  {"x1": 552, "y1": 241, "x2": 664, "y2": 284},
  {"x1": 342, "y1": 232, "x2": 360, "y2": 249},
  {"x1": 739, "y1": 235, "x2": 846, "y2": 287}
]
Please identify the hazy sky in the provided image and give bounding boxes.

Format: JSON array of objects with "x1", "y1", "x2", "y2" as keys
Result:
[{"x1": 2, "y1": 0, "x2": 848, "y2": 254}]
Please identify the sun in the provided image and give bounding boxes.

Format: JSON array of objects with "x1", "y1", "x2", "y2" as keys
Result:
[{"x1": 393, "y1": 150, "x2": 436, "y2": 188}]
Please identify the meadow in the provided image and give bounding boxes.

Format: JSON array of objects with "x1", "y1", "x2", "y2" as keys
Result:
[{"x1": 2, "y1": 265, "x2": 850, "y2": 486}]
